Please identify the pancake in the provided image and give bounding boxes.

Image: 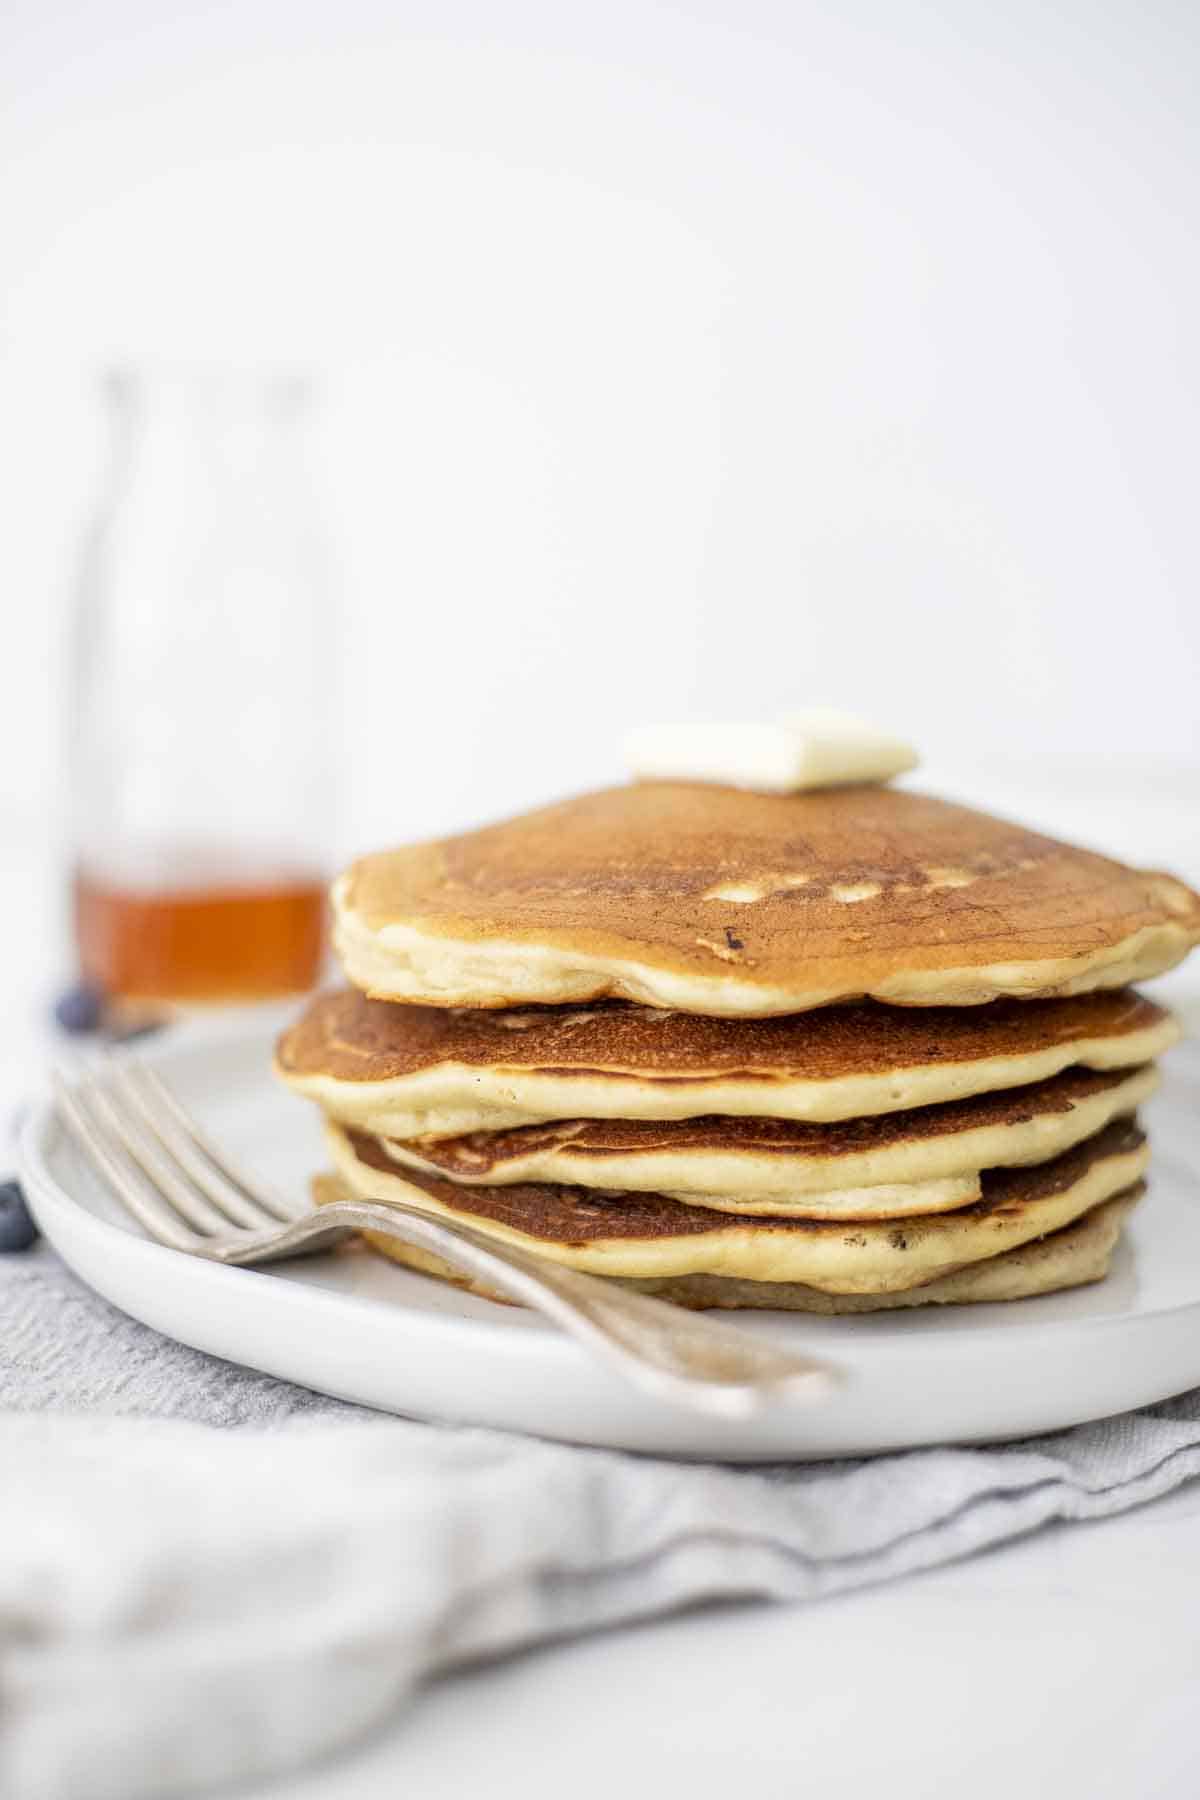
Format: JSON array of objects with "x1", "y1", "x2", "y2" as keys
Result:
[
  {"x1": 373, "y1": 1063, "x2": 1157, "y2": 1217},
  {"x1": 312, "y1": 1176, "x2": 1141, "y2": 1313},
  {"x1": 623, "y1": 1187, "x2": 1142, "y2": 1311},
  {"x1": 325, "y1": 1117, "x2": 1148, "y2": 1295},
  {"x1": 333, "y1": 783, "x2": 1200, "y2": 1015},
  {"x1": 276, "y1": 985, "x2": 1178, "y2": 1136}
]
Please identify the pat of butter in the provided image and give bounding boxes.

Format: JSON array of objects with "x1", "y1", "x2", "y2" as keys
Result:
[{"x1": 624, "y1": 711, "x2": 918, "y2": 793}]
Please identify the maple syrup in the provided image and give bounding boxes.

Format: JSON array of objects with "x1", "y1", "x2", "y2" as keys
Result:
[{"x1": 74, "y1": 862, "x2": 327, "y2": 1004}]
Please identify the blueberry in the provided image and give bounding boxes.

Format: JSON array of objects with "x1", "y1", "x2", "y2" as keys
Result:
[
  {"x1": 0, "y1": 1180, "x2": 38, "y2": 1252},
  {"x1": 54, "y1": 983, "x2": 105, "y2": 1035}
]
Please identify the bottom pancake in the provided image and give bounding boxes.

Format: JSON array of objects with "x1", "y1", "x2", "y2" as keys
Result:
[
  {"x1": 325, "y1": 1117, "x2": 1148, "y2": 1295},
  {"x1": 313, "y1": 1174, "x2": 1142, "y2": 1312}
]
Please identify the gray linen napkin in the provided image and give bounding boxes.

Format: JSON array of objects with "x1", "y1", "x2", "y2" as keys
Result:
[{"x1": 4, "y1": 1245, "x2": 1200, "y2": 1800}]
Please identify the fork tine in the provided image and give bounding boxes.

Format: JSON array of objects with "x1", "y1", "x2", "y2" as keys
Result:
[
  {"x1": 104, "y1": 1061, "x2": 286, "y2": 1229},
  {"x1": 52, "y1": 1072, "x2": 200, "y2": 1251},
  {"x1": 74, "y1": 1068, "x2": 237, "y2": 1236},
  {"x1": 123, "y1": 1062, "x2": 301, "y2": 1224}
]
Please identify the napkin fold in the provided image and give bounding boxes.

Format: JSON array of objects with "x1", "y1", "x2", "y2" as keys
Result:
[{"x1": 4, "y1": 1245, "x2": 1200, "y2": 1800}]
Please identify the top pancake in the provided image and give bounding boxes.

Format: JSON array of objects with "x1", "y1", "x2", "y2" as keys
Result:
[{"x1": 333, "y1": 783, "x2": 1200, "y2": 1016}]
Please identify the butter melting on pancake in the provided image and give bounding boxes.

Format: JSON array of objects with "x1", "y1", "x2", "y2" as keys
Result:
[
  {"x1": 276, "y1": 985, "x2": 1178, "y2": 1136},
  {"x1": 326, "y1": 1118, "x2": 1148, "y2": 1295},
  {"x1": 376, "y1": 1063, "x2": 1156, "y2": 1218},
  {"x1": 333, "y1": 783, "x2": 1200, "y2": 1015}
]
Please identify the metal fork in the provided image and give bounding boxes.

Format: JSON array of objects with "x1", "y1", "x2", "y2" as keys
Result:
[{"x1": 52, "y1": 1055, "x2": 842, "y2": 1418}]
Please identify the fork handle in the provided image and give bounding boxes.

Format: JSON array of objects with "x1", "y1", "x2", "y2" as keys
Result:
[{"x1": 224, "y1": 1197, "x2": 841, "y2": 1418}]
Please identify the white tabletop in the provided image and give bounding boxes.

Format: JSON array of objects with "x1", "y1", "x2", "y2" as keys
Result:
[
  {"x1": 7, "y1": 810, "x2": 1200, "y2": 1800},
  {"x1": 248, "y1": 1478, "x2": 1200, "y2": 1800}
]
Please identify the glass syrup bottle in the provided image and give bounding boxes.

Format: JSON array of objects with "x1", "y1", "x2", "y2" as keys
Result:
[{"x1": 68, "y1": 364, "x2": 338, "y2": 1008}]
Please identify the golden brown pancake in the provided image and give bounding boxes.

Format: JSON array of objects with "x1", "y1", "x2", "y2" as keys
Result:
[
  {"x1": 373, "y1": 1063, "x2": 1156, "y2": 1217},
  {"x1": 333, "y1": 783, "x2": 1200, "y2": 1015},
  {"x1": 276, "y1": 985, "x2": 1178, "y2": 1135},
  {"x1": 312, "y1": 1175, "x2": 1141, "y2": 1313},
  {"x1": 326, "y1": 1117, "x2": 1148, "y2": 1294},
  {"x1": 621, "y1": 1187, "x2": 1142, "y2": 1311}
]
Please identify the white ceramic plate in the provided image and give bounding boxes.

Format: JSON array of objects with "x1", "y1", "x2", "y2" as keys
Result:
[{"x1": 18, "y1": 1019, "x2": 1200, "y2": 1461}]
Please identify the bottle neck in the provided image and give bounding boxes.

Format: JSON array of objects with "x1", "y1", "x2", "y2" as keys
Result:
[
  {"x1": 103, "y1": 366, "x2": 311, "y2": 502},
  {"x1": 70, "y1": 364, "x2": 335, "y2": 876}
]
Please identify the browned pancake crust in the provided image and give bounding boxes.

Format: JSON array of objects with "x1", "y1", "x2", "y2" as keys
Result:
[
  {"x1": 280, "y1": 985, "x2": 1167, "y2": 1086},
  {"x1": 320, "y1": 1174, "x2": 1142, "y2": 1311},
  {"x1": 386, "y1": 1065, "x2": 1143, "y2": 1176},
  {"x1": 621, "y1": 1186, "x2": 1144, "y2": 1311},
  {"x1": 345, "y1": 1118, "x2": 1145, "y2": 1246},
  {"x1": 342, "y1": 784, "x2": 1200, "y2": 1006}
]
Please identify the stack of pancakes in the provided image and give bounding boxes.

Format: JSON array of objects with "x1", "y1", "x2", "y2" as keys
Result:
[{"x1": 277, "y1": 783, "x2": 1200, "y2": 1312}]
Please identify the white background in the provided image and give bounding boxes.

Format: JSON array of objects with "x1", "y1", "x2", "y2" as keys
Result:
[{"x1": 2, "y1": 0, "x2": 1198, "y2": 940}]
